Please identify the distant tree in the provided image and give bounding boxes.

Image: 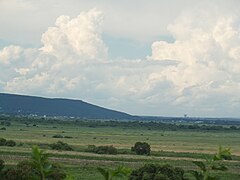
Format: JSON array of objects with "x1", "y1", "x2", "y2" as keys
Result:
[
  {"x1": 50, "y1": 141, "x2": 73, "y2": 151},
  {"x1": 131, "y1": 142, "x2": 151, "y2": 155}
]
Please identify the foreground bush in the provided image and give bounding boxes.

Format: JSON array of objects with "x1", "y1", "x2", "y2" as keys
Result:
[
  {"x1": 98, "y1": 166, "x2": 132, "y2": 180},
  {"x1": 86, "y1": 145, "x2": 117, "y2": 154},
  {"x1": 0, "y1": 146, "x2": 66, "y2": 180},
  {"x1": 2, "y1": 161, "x2": 66, "y2": 180},
  {"x1": 50, "y1": 141, "x2": 73, "y2": 151},
  {"x1": 47, "y1": 163, "x2": 67, "y2": 180},
  {"x1": 130, "y1": 164, "x2": 185, "y2": 180},
  {"x1": 2, "y1": 160, "x2": 36, "y2": 180},
  {"x1": 131, "y1": 142, "x2": 151, "y2": 155}
]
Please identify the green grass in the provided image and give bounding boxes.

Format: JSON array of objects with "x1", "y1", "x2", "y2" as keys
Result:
[{"x1": 1, "y1": 119, "x2": 240, "y2": 179}]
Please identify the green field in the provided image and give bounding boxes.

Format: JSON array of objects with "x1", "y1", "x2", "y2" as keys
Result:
[{"x1": 0, "y1": 118, "x2": 240, "y2": 179}]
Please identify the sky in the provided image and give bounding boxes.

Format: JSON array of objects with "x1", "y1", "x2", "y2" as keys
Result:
[{"x1": 1, "y1": 0, "x2": 240, "y2": 117}]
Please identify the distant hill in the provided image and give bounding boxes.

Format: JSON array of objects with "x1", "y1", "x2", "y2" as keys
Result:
[{"x1": 0, "y1": 93, "x2": 133, "y2": 119}]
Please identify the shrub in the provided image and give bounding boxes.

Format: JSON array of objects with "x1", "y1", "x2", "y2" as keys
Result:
[
  {"x1": 0, "y1": 138, "x2": 6, "y2": 146},
  {"x1": 86, "y1": 145, "x2": 117, "y2": 154},
  {"x1": 18, "y1": 142, "x2": 24, "y2": 147},
  {"x1": 5, "y1": 140, "x2": 16, "y2": 147},
  {"x1": 230, "y1": 125, "x2": 237, "y2": 130},
  {"x1": 1, "y1": 161, "x2": 33, "y2": 180},
  {"x1": 3, "y1": 122, "x2": 11, "y2": 126},
  {"x1": 131, "y1": 142, "x2": 151, "y2": 155},
  {"x1": 64, "y1": 136, "x2": 73, "y2": 139},
  {"x1": 15, "y1": 160, "x2": 36, "y2": 179},
  {"x1": 129, "y1": 164, "x2": 185, "y2": 180},
  {"x1": 50, "y1": 141, "x2": 73, "y2": 151},
  {"x1": 2, "y1": 168, "x2": 19, "y2": 180},
  {"x1": 52, "y1": 135, "x2": 64, "y2": 138},
  {"x1": 0, "y1": 159, "x2": 4, "y2": 172},
  {"x1": 0, "y1": 127, "x2": 6, "y2": 130},
  {"x1": 95, "y1": 146, "x2": 117, "y2": 155},
  {"x1": 86, "y1": 145, "x2": 97, "y2": 152},
  {"x1": 1, "y1": 146, "x2": 66, "y2": 180},
  {"x1": 0, "y1": 138, "x2": 16, "y2": 147}
]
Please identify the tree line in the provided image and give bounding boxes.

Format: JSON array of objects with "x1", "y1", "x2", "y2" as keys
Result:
[{"x1": 1, "y1": 115, "x2": 240, "y2": 132}]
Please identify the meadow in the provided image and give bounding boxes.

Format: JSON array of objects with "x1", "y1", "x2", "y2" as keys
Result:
[{"x1": 0, "y1": 116, "x2": 240, "y2": 179}]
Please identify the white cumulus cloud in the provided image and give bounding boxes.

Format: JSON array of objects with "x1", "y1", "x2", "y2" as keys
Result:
[
  {"x1": 40, "y1": 8, "x2": 108, "y2": 61},
  {"x1": 149, "y1": 10, "x2": 240, "y2": 116},
  {"x1": 1, "y1": 7, "x2": 240, "y2": 117}
]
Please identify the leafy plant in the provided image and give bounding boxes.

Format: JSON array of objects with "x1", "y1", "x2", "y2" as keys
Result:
[
  {"x1": 189, "y1": 146, "x2": 232, "y2": 180},
  {"x1": 46, "y1": 163, "x2": 67, "y2": 180},
  {"x1": 31, "y1": 145, "x2": 52, "y2": 180},
  {"x1": 97, "y1": 166, "x2": 132, "y2": 180},
  {"x1": 1, "y1": 146, "x2": 66, "y2": 180}
]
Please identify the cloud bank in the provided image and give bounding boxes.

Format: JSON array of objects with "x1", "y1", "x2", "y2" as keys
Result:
[{"x1": 1, "y1": 8, "x2": 240, "y2": 117}]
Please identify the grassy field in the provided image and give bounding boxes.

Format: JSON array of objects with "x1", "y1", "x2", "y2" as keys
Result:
[{"x1": 0, "y1": 119, "x2": 240, "y2": 179}]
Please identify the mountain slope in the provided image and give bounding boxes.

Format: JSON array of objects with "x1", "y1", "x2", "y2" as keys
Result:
[{"x1": 0, "y1": 93, "x2": 132, "y2": 119}]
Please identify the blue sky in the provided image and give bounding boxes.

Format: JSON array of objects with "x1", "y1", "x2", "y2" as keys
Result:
[{"x1": 1, "y1": 0, "x2": 240, "y2": 117}]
